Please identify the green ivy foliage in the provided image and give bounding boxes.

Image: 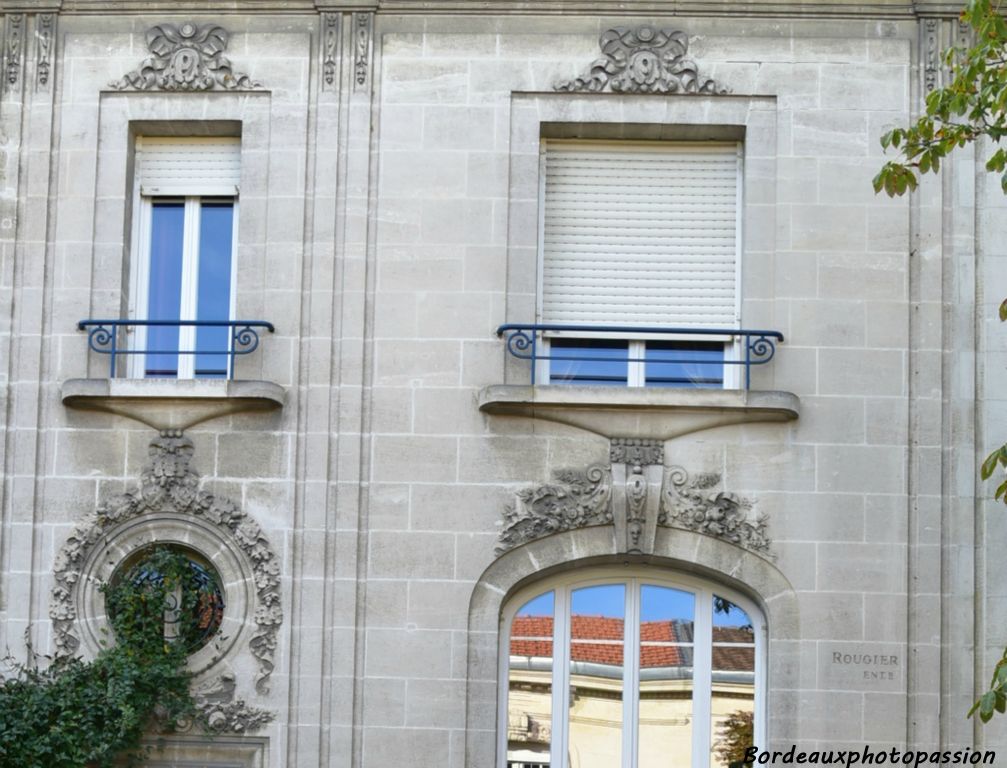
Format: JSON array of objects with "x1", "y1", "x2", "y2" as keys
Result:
[
  {"x1": 875, "y1": 0, "x2": 1007, "y2": 723},
  {"x1": 0, "y1": 548, "x2": 209, "y2": 767}
]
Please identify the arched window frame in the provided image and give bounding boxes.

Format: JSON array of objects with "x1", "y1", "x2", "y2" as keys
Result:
[{"x1": 498, "y1": 567, "x2": 767, "y2": 768}]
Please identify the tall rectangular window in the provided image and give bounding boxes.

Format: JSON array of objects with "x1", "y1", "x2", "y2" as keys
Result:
[
  {"x1": 131, "y1": 137, "x2": 240, "y2": 379},
  {"x1": 539, "y1": 140, "x2": 741, "y2": 388}
]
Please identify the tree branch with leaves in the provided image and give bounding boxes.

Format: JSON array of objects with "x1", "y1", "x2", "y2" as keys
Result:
[{"x1": 875, "y1": 0, "x2": 1007, "y2": 724}]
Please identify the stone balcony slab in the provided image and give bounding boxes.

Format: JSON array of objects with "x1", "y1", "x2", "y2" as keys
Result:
[
  {"x1": 478, "y1": 384, "x2": 799, "y2": 439},
  {"x1": 61, "y1": 378, "x2": 285, "y2": 430}
]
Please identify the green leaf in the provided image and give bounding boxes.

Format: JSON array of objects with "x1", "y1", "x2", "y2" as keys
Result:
[
  {"x1": 999, "y1": 298, "x2": 1007, "y2": 321},
  {"x1": 981, "y1": 690, "x2": 997, "y2": 721},
  {"x1": 982, "y1": 449, "x2": 1000, "y2": 479}
]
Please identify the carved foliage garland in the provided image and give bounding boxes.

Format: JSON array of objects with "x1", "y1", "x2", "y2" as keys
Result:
[
  {"x1": 353, "y1": 12, "x2": 371, "y2": 88},
  {"x1": 659, "y1": 466, "x2": 770, "y2": 554},
  {"x1": 497, "y1": 465, "x2": 612, "y2": 554},
  {"x1": 556, "y1": 26, "x2": 726, "y2": 95},
  {"x1": 4, "y1": 14, "x2": 23, "y2": 90},
  {"x1": 322, "y1": 13, "x2": 339, "y2": 90},
  {"x1": 36, "y1": 14, "x2": 53, "y2": 89},
  {"x1": 111, "y1": 22, "x2": 260, "y2": 91},
  {"x1": 50, "y1": 431, "x2": 282, "y2": 696},
  {"x1": 497, "y1": 440, "x2": 769, "y2": 557},
  {"x1": 187, "y1": 672, "x2": 274, "y2": 733}
]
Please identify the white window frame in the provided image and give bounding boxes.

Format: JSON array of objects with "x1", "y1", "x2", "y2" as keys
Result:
[
  {"x1": 499, "y1": 568, "x2": 766, "y2": 768},
  {"x1": 128, "y1": 137, "x2": 240, "y2": 379},
  {"x1": 536, "y1": 140, "x2": 745, "y2": 389}
]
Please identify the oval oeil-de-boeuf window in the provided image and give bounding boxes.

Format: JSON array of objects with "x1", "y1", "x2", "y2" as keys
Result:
[{"x1": 502, "y1": 571, "x2": 762, "y2": 768}]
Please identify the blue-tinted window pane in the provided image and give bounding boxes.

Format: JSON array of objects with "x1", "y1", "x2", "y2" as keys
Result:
[
  {"x1": 145, "y1": 203, "x2": 185, "y2": 377},
  {"x1": 645, "y1": 341, "x2": 724, "y2": 388},
  {"x1": 195, "y1": 202, "x2": 234, "y2": 378},
  {"x1": 549, "y1": 339, "x2": 628, "y2": 386}
]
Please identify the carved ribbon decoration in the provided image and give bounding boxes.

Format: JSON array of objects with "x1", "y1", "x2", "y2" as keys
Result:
[
  {"x1": 111, "y1": 22, "x2": 260, "y2": 91},
  {"x1": 556, "y1": 25, "x2": 727, "y2": 95}
]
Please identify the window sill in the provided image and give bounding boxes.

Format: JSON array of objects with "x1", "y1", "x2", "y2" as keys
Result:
[
  {"x1": 478, "y1": 385, "x2": 799, "y2": 440},
  {"x1": 61, "y1": 378, "x2": 285, "y2": 430}
]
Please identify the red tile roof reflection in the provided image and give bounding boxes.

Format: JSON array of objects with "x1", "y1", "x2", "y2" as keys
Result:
[{"x1": 510, "y1": 616, "x2": 754, "y2": 670}]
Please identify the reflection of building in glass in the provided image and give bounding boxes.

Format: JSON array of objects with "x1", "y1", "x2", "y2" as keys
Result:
[{"x1": 507, "y1": 581, "x2": 756, "y2": 768}]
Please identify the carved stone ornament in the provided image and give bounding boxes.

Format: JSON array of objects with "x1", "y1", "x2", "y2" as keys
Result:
[
  {"x1": 175, "y1": 673, "x2": 274, "y2": 734},
  {"x1": 556, "y1": 26, "x2": 727, "y2": 95},
  {"x1": 36, "y1": 14, "x2": 54, "y2": 90},
  {"x1": 4, "y1": 14, "x2": 23, "y2": 91},
  {"x1": 497, "y1": 439, "x2": 769, "y2": 557},
  {"x1": 923, "y1": 18, "x2": 939, "y2": 93},
  {"x1": 49, "y1": 431, "x2": 282, "y2": 695},
  {"x1": 322, "y1": 13, "x2": 339, "y2": 91},
  {"x1": 110, "y1": 22, "x2": 261, "y2": 91},
  {"x1": 497, "y1": 465, "x2": 612, "y2": 554},
  {"x1": 610, "y1": 437, "x2": 663, "y2": 467},
  {"x1": 352, "y1": 12, "x2": 371, "y2": 89},
  {"x1": 659, "y1": 466, "x2": 770, "y2": 554}
]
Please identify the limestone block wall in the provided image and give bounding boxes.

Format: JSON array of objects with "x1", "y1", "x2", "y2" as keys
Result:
[{"x1": 0, "y1": 2, "x2": 998, "y2": 766}]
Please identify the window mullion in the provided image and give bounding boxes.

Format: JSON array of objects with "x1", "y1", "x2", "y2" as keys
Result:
[
  {"x1": 693, "y1": 590, "x2": 714, "y2": 768},
  {"x1": 227, "y1": 201, "x2": 239, "y2": 377},
  {"x1": 553, "y1": 585, "x2": 570, "y2": 768},
  {"x1": 177, "y1": 197, "x2": 201, "y2": 379},
  {"x1": 131, "y1": 199, "x2": 153, "y2": 379},
  {"x1": 625, "y1": 579, "x2": 640, "y2": 768},
  {"x1": 629, "y1": 341, "x2": 646, "y2": 387}
]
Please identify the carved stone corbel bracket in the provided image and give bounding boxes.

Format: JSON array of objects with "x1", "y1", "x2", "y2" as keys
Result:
[
  {"x1": 555, "y1": 25, "x2": 727, "y2": 95},
  {"x1": 110, "y1": 22, "x2": 261, "y2": 91},
  {"x1": 496, "y1": 438, "x2": 770, "y2": 557},
  {"x1": 610, "y1": 439, "x2": 663, "y2": 554}
]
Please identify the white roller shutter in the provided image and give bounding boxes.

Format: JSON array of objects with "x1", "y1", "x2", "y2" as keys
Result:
[
  {"x1": 135, "y1": 136, "x2": 241, "y2": 196},
  {"x1": 540, "y1": 141, "x2": 741, "y2": 328}
]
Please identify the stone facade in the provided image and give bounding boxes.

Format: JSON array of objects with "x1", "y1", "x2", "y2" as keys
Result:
[{"x1": 0, "y1": 1, "x2": 1003, "y2": 765}]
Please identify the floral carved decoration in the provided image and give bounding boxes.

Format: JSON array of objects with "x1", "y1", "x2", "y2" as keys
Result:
[
  {"x1": 556, "y1": 26, "x2": 726, "y2": 95},
  {"x1": 659, "y1": 466, "x2": 770, "y2": 554},
  {"x1": 186, "y1": 672, "x2": 274, "y2": 734},
  {"x1": 496, "y1": 465, "x2": 612, "y2": 554},
  {"x1": 111, "y1": 22, "x2": 260, "y2": 91},
  {"x1": 50, "y1": 431, "x2": 282, "y2": 696},
  {"x1": 496, "y1": 440, "x2": 769, "y2": 557}
]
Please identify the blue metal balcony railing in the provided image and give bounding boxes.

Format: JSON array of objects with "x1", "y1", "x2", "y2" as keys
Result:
[
  {"x1": 496, "y1": 323, "x2": 784, "y2": 389},
  {"x1": 77, "y1": 319, "x2": 275, "y2": 379}
]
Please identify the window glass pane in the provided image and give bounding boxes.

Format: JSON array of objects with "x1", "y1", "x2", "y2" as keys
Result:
[
  {"x1": 639, "y1": 585, "x2": 695, "y2": 768},
  {"x1": 194, "y1": 202, "x2": 235, "y2": 378},
  {"x1": 645, "y1": 341, "x2": 724, "y2": 388},
  {"x1": 145, "y1": 202, "x2": 185, "y2": 377},
  {"x1": 508, "y1": 592, "x2": 554, "y2": 768},
  {"x1": 549, "y1": 339, "x2": 628, "y2": 386},
  {"x1": 711, "y1": 596, "x2": 755, "y2": 768},
  {"x1": 569, "y1": 584, "x2": 624, "y2": 767}
]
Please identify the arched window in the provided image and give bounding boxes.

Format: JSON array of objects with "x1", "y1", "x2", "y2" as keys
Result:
[{"x1": 501, "y1": 568, "x2": 764, "y2": 768}]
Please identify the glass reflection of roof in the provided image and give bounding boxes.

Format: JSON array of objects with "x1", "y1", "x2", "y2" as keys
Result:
[{"x1": 510, "y1": 616, "x2": 696, "y2": 667}]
